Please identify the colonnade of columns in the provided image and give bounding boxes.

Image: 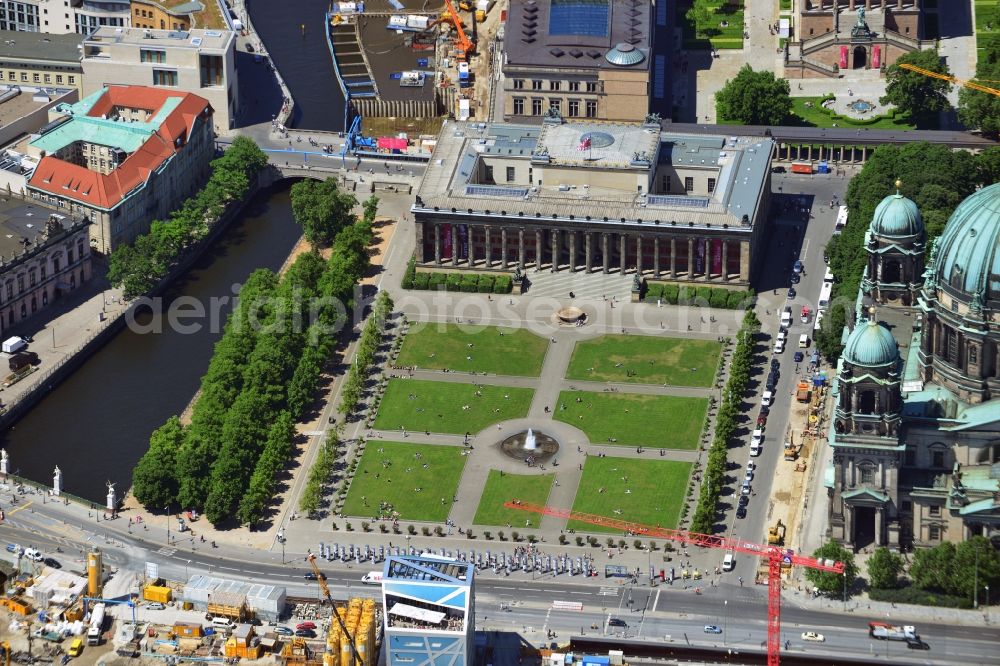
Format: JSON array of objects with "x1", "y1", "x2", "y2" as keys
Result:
[
  {"x1": 421, "y1": 223, "x2": 752, "y2": 283},
  {"x1": 807, "y1": 0, "x2": 918, "y2": 10},
  {"x1": 777, "y1": 144, "x2": 871, "y2": 163}
]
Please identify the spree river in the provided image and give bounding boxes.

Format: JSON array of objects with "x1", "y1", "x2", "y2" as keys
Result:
[{"x1": 1, "y1": 183, "x2": 302, "y2": 501}]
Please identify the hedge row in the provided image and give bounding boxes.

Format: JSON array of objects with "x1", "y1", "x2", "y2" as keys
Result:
[
  {"x1": 401, "y1": 259, "x2": 512, "y2": 293},
  {"x1": 644, "y1": 283, "x2": 753, "y2": 310},
  {"x1": 868, "y1": 586, "x2": 973, "y2": 609}
]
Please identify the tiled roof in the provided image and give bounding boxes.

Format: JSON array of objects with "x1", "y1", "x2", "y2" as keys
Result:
[{"x1": 28, "y1": 86, "x2": 211, "y2": 210}]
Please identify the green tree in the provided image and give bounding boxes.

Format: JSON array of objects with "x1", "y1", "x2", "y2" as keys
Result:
[
  {"x1": 290, "y1": 178, "x2": 358, "y2": 248},
  {"x1": 715, "y1": 65, "x2": 792, "y2": 126},
  {"x1": 880, "y1": 50, "x2": 952, "y2": 124},
  {"x1": 866, "y1": 547, "x2": 904, "y2": 589},
  {"x1": 804, "y1": 540, "x2": 857, "y2": 595},
  {"x1": 686, "y1": 1, "x2": 713, "y2": 38},
  {"x1": 951, "y1": 537, "x2": 1000, "y2": 600},
  {"x1": 958, "y1": 61, "x2": 1000, "y2": 137},
  {"x1": 131, "y1": 416, "x2": 183, "y2": 508},
  {"x1": 910, "y1": 541, "x2": 956, "y2": 593}
]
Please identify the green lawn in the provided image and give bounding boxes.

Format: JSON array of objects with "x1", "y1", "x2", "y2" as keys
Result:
[
  {"x1": 553, "y1": 391, "x2": 707, "y2": 449},
  {"x1": 373, "y1": 379, "x2": 533, "y2": 434},
  {"x1": 396, "y1": 323, "x2": 548, "y2": 377},
  {"x1": 788, "y1": 96, "x2": 916, "y2": 130},
  {"x1": 569, "y1": 457, "x2": 692, "y2": 533},
  {"x1": 341, "y1": 441, "x2": 468, "y2": 521},
  {"x1": 977, "y1": 0, "x2": 999, "y2": 58},
  {"x1": 567, "y1": 335, "x2": 721, "y2": 387},
  {"x1": 472, "y1": 471, "x2": 555, "y2": 527},
  {"x1": 678, "y1": 0, "x2": 745, "y2": 49}
]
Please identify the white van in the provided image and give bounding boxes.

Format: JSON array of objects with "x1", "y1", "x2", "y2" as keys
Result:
[
  {"x1": 750, "y1": 429, "x2": 764, "y2": 447},
  {"x1": 211, "y1": 617, "x2": 236, "y2": 631},
  {"x1": 777, "y1": 330, "x2": 787, "y2": 344},
  {"x1": 762, "y1": 390, "x2": 773, "y2": 407},
  {"x1": 780, "y1": 308, "x2": 792, "y2": 328},
  {"x1": 774, "y1": 339, "x2": 785, "y2": 354},
  {"x1": 799, "y1": 334, "x2": 809, "y2": 348},
  {"x1": 722, "y1": 553, "x2": 735, "y2": 572},
  {"x1": 750, "y1": 441, "x2": 762, "y2": 456},
  {"x1": 23, "y1": 547, "x2": 43, "y2": 562},
  {"x1": 361, "y1": 571, "x2": 383, "y2": 585}
]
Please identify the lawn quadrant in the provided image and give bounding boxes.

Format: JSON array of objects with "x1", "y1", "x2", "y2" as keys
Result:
[
  {"x1": 553, "y1": 391, "x2": 707, "y2": 449},
  {"x1": 395, "y1": 323, "x2": 548, "y2": 376},
  {"x1": 341, "y1": 440, "x2": 468, "y2": 521},
  {"x1": 373, "y1": 379, "x2": 534, "y2": 434},
  {"x1": 472, "y1": 471, "x2": 555, "y2": 527},
  {"x1": 566, "y1": 335, "x2": 721, "y2": 387},
  {"x1": 569, "y1": 457, "x2": 692, "y2": 533}
]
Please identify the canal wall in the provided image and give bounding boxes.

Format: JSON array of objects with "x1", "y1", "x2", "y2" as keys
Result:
[{"x1": 0, "y1": 175, "x2": 273, "y2": 433}]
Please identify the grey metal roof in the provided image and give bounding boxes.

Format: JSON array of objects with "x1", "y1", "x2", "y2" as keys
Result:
[
  {"x1": 504, "y1": 0, "x2": 651, "y2": 71},
  {"x1": 0, "y1": 31, "x2": 83, "y2": 64}
]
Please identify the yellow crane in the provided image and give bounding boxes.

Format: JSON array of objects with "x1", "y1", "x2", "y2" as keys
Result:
[
  {"x1": 898, "y1": 63, "x2": 1000, "y2": 97},
  {"x1": 306, "y1": 554, "x2": 363, "y2": 666}
]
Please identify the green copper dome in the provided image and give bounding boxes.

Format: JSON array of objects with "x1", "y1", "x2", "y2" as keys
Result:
[
  {"x1": 934, "y1": 183, "x2": 1000, "y2": 299},
  {"x1": 870, "y1": 192, "x2": 923, "y2": 238},
  {"x1": 843, "y1": 317, "x2": 898, "y2": 367}
]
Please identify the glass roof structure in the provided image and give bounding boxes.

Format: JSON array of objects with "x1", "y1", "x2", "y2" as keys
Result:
[{"x1": 549, "y1": 0, "x2": 610, "y2": 37}]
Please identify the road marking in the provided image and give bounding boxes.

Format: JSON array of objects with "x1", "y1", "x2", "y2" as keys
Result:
[
  {"x1": 653, "y1": 588, "x2": 661, "y2": 612},
  {"x1": 156, "y1": 547, "x2": 176, "y2": 556},
  {"x1": 218, "y1": 566, "x2": 239, "y2": 571},
  {"x1": 568, "y1": 592, "x2": 590, "y2": 595},
  {"x1": 6, "y1": 501, "x2": 32, "y2": 516},
  {"x1": 494, "y1": 586, "x2": 516, "y2": 590},
  {"x1": 598, "y1": 587, "x2": 618, "y2": 596}
]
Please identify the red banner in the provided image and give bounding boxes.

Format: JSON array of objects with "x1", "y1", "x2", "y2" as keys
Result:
[
  {"x1": 839, "y1": 46, "x2": 848, "y2": 70},
  {"x1": 872, "y1": 45, "x2": 881, "y2": 69},
  {"x1": 711, "y1": 239, "x2": 723, "y2": 275},
  {"x1": 441, "y1": 223, "x2": 452, "y2": 259}
]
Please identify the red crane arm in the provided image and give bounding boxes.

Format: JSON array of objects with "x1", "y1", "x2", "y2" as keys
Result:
[{"x1": 503, "y1": 501, "x2": 844, "y2": 574}]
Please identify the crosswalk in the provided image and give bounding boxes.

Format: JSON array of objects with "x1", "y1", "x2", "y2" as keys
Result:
[
  {"x1": 157, "y1": 547, "x2": 177, "y2": 557},
  {"x1": 526, "y1": 270, "x2": 632, "y2": 302},
  {"x1": 598, "y1": 586, "x2": 620, "y2": 596}
]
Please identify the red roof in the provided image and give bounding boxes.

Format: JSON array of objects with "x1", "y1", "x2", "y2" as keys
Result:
[{"x1": 29, "y1": 86, "x2": 212, "y2": 210}]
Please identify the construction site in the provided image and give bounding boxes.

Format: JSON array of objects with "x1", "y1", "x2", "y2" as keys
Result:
[
  {"x1": 0, "y1": 547, "x2": 382, "y2": 666},
  {"x1": 325, "y1": 0, "x2": 503, "y2": 122}
]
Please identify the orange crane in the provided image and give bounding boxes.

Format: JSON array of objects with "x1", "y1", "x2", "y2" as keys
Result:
[
  {"x1": 306, "y1": 554, "x2": 362, "y2": 665},
  {"x1": 504, "y1": 501, "x2": 845, "y2": 666},
  {"x1": 898, "y1": 63, "x2": 1000, "y2": 97},
  {"x1": 443, "y1": 0, "x2": 474, "y2": 60}
]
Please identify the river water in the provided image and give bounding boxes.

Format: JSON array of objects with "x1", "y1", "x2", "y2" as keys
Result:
[
  {"x1": 1, "y1": 184, "x2": 302, "y2": 501},
  {"x1": 246, "y1": 0, "x2": 346, "y2": 131}
]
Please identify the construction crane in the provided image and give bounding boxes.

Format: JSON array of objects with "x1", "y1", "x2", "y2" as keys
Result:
[
  {"x1": 443, "y1": 0, "x2": 474, "y2": 60},
  {"x1": 306, "y1": 554, "x2": 363, "y2": 665},
  {"x1": 898, "y1": 63, "x2": 1000, "y2": 98},
  {"x1": 504, "y1": 501, "x2": 845, "y2": 666}
]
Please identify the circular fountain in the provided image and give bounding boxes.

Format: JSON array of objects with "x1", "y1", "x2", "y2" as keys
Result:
[
  {"x1": 498, "y1": 428, "x2": 560, "y2": 462},
  {"x1": 556, "y1": 306, "x2": 587, "y2": 325}
]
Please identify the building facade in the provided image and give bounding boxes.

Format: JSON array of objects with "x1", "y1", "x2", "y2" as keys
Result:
[
  {"x1": 381, "y1": 555, "x2": 474, "y2": 666},
  {"x1": 80, "y1": 26, "x2": 236, "y2": 133},
  {"x1": 0, "y1": 204, "x2": 91, "y2": 335},
  {"x1": 411, "y1": 118, "x2": 772, "y2": 287},
  {"x1": 0, "y1": 30, "x2": 83, "y2": 93},
  {"x1": 786, "y1": 0, "x2": 934, "y2": 78},
  {"x1": 827, "y1": 183, "x2": 1000, "y2": 550},
  {"x1": 25, "y1": 84, "x2": 214, "y2": 252},
  {"x1": 129, "y1": 0, "x2": 195, "y2": 32},
  {"x1": 502, "y1": 0, "x2": 652, "y2": 123},
  {"x1": 0, "y1": 0, "x2": 131, "y2": 34}
]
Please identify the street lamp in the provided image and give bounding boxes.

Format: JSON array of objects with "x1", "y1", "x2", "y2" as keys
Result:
[
  {"x1": 278, "y1": 528, "x2": 285, "y2": 564},
  {"x1": 165, "y1": 505, "x2": 170, "y2": 545}
]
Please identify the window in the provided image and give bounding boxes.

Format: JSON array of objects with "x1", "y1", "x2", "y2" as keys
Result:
[
  {"x1": 932, "y1": 450, "x2": 945, "y2": 468},
  {"x1": 31, "y1": 73, "x2": 38, "y2": 82},
  {"x1": 40, "y1": 264, "x2": 45, "y2": 280},
  {"x1": 483, "y1": 165, "x2": 493, "y2": 182},
  {"x1": 569, "y1": 81, "x2": 580, "y2": 92},
  {"x1": 585, "y1": 100, "x2": 597, "y2": 117},
  {"x1": 568, "y1": 99, "x2": 579, "y2": 117},
  {"x1": 506, "y1": 166, "x2": 515, "y2": 182},
  {"x1": 684, "y1": 177, "x2": 694, "y2": 192},
  {"x1": 16, "y1": 274, "x2": 23, "y2": 293},
  {"x1": 43, "y1": 74, "x2": 50, "y2": 83},
  {"x1": 68, "y1": 76, "x2": 74, "y2": 84},
  {"x1": 513, "y1": 97, "x2": 524, "y2": 115},
  {"x1": 859, "y1": 465, "x2": 874, "y2": 484},
  {"x1": 140, "y1": 49, "x2": 166, "y2": 64},
  {"x1": 929, "y1": 525, "x2": 940, "y2": 540},
  {"x1": 531, "y1": 80, "x2": 542, "y2": 90},
  {"x1": 549, "y1": 80, "x2": 561, "y2": 91},
  {"x1": 531, "y1": 98, "x2": 542, "y2": 115},
  {"x1": 586, "y1": 81, "x2": 598, "y2": 93},
  {"x1": 199, "y1": 54, "x2": 224, "y2": 87},
  {"x1": 549, "y1": 98, "x2": 561, "y2": 114},
  {"x1": 901, "y1": 501, "x2": 912, "y2": 514},
  {"x1": 28, "y1": 270, "x2": 35, "y2": 287},
  {"x1": 19, "y1": 72, "x2": 26, "y2": 82},
  {"x1": 67, "y1": 248, "x2": 74, "y2": 264},
  {"x1": 152, "y1": 69, "x2": 178, "y2": 86},
  {"x1": 6, "y1": 72, "x2": 12, "y2": 81},
  {"x1": 707, "y1": 178, "x2": 716, "y2": 193},
  {"x1": 929, "y1": 505, "x2": 941, "y2": 517},
  {"x1": 4, "y1": 282, "x2": 10, "y2": 301},
  {"x1": 513, "y1": 79, "x2": 524, "y2": 90}
]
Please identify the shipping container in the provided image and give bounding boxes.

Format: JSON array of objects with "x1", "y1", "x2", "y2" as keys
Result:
[
  {"x1": 790, "y1": 162, "x2": 813, "y2": 174},
  {"x1": 143, "y1": 585, "x2": 172, "y2": 603}
]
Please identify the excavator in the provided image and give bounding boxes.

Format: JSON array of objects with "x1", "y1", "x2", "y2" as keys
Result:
[{"x1": 443, "y1": 0, "x2": 474, "y2": 60}]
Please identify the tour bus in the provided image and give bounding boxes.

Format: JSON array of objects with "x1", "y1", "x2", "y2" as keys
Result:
[
  {"x1": 818, "y1": 281, "x2": 833, "y2": 309},
  {"x1": 835, "y1": 206, "x2": 848, "y2": 232}
]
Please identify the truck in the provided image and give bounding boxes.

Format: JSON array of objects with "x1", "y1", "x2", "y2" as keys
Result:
[
  {"x1": 868, "y1": 622, "x2": 918, "y2": 641},
  {"x1": 87, "y1": 603, "x2": 105, "y2": 646},
  {"x1": 796, "y1": 381, "x2": 811, "y2": 402}
]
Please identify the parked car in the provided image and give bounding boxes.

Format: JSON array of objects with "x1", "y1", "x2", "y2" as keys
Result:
[
  {"x1": 245, "y1": 43, "x2": 255, "y2": 52},
  {"x1": 704, "y1": 625, "x2": 723, "y2": 634},
  {"x1": 757, "y1": 413, "x2": 768, "y2": 427},
  {"x1": 738, "y1": 495, "x2": 749, "y2": 507},
  {"x1": 774, "y1": 339, "x2": 785, "y2": 354},
  {"x1": 608, "y1": 618, "x2": 628, "y2": 628},
  {"x1": 736, "y1": 505, "x2": 748, "y2": 519},
  {"x1": 759, "y1": 403, "x2": 770, "y2": 416},
  {"x1": 771, "y1": 166, "x2": 786, "y2": 174},
  {"x1": 42, "y1": 557, "x2": 61, "y2": 569},
  {"x1": 906, "y1": 639, "x2": 930, "y2": 650},
  {"x1": 741, "y1": 481, "x2": 752, "y2": 496},
  {"x1": 787, "y1": 286, "x2": 797, "y2": 300},
  {"x1": 793, "y1": 351, "x2": 804, "y2": 362},
  {"x1": 762, "y1": 391, "x2": 774, "y2": 407},
  {"x1": 146, "y1": 603, "x2": 165, "y2": 611},
  {"x1": 793, "y1": 260, "x2": 803, "y2": 274},
  {"x1": 801, "y1": 631, "x2": 825, "y2": 642},
  {"x1": 744, "y1": 467, "x2": 754, "y2": 482},
  {"x1": 790, "y1": 272, "x2": 800, "y2": 284},
  {"x1": 294, "y1": 629, "x2": 316, "y2": 638},
  {"x1": 273, "y1": 626, "x2": 294, "y2": 636},
  {"x1": 746, "y1": 460, "x2": 756, "y2": 473},
  {"x1": 770, "y1": 358, "x2": 780, "y2": 370},
  {"x1": 295, "y1": 622, "x2": 316, "y2": 631}
]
